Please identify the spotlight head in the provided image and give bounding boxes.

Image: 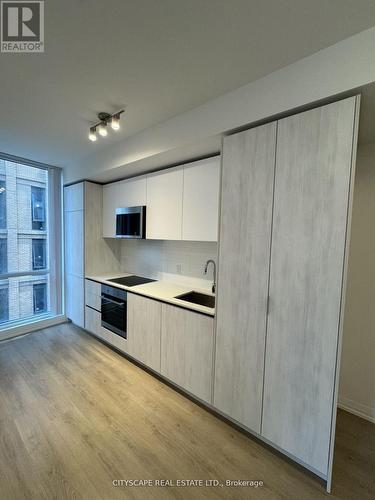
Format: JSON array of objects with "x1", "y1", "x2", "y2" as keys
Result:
[
  {"x1": 111, "y1": 114, "x2": 120, "y2": 131},
  {"x1": 98, "y1": 122, "x2": 108, "y2": 137},
  {"x1": 88, "y1": 127, "x2": 97, "y2": 142}
]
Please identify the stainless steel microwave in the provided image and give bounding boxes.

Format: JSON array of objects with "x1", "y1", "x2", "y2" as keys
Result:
[{"x1": 115, "y1": 206, "x2": 146, "y2": 239}]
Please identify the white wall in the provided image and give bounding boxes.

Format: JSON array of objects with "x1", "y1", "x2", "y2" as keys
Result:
[
  {"x1": 120, "y1": 239, "x2": 217, "y2": 290},
  {"x1": 339, "y1": 142, "x2": 375, "y2": 423}
]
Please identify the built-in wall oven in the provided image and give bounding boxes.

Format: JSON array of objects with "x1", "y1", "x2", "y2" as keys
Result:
[{"x1": 101, "y1": 284, "x2": 127, "y2": 339}]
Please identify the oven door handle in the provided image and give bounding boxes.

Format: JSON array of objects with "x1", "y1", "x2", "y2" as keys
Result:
[{"x1": 101, "y1": 295, "x2": 125, "y2": 306}]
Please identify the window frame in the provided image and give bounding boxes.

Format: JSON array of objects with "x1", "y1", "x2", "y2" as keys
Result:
[{"x1": 0, "y1": 153, "x2": 63, "y2": 338}]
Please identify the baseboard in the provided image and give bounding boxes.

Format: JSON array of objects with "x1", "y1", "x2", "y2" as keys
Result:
[
  {"x1": 338, "y1": 397, "x2": 375, "y2": 424},
  {"x1": 0, "y1": 315, "x2": 68, "y2": 342}
]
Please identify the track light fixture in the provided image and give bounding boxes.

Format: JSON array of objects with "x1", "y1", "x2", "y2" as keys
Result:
[{"x1": 88, "y1": 110, "x2": 124, "y2": 142}]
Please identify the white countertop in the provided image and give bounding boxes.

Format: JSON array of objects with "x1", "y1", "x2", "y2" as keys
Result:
[{"x1": 86, "y1": 272, "x2": 215, "y2": 317}]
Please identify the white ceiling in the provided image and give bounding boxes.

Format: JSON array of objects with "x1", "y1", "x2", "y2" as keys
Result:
[{"x1": 1, "y1": 0, "x2": 375, "y2": 172}]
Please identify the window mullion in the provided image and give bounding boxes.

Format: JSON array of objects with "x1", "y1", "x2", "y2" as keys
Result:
[{"x1": 0, "y1": 270, "x2": 50, "y2": 280}]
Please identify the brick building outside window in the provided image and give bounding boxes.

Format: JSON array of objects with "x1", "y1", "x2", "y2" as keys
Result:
[{"x1": 0, "y1": 160, "x2": 49, "y2": 324}]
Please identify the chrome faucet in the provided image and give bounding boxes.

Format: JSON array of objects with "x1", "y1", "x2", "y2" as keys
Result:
[{"x1": 204, "y1": 259, "x2": 216, "y2": 294}]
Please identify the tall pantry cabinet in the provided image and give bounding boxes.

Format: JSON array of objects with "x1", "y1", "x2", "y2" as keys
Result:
[
  {"x1": 214, "y1": 122, "x2": 277, "y2": 432},
  {"x1": 214, "y1": 96, "x2": 359, "y2": 487},
  {"x1": 64, "y1": 183, "x2": 84, "y2": 327},
  {"x1": 64, "y1": 182, "x2": 121, "y2": 327}
]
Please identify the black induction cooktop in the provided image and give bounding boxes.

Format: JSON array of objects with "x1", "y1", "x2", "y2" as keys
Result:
[{"x1": 107, "y1": 275, "x2": 157, "y2": 287}]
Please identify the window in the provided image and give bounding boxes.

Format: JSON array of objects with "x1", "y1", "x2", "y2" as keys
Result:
[
  {"x1": 0, "y1": 158, "x2": 62, "y2": 337},
  {"x1": 31, "y1": 186, "x2": 46, "y2": 230},
  {"x1": 33, "y1": 283, "x2": 47, "y2": 314},
  {"x1": 0, "y1": 287, "x2": 8, "y2": 323},
  {"x1": 32, "y1": 239, "x2": 46, "y2": 270},
  {"x1": 0, "y1": 180, "x2": 5, "y2": 229},
  {"x1": 0, "y1": 239, "x2": 6, "y2": 274}
]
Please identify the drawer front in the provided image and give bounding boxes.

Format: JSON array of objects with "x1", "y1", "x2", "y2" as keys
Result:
[
  {"x1": 85, "y1": 279, "x2": 101, "y2": 297},
  {"x1": 85, "y1": 305, "x2": 130, "y2": 355},
  {"x1": 86, "y1": 292, "x2": 101, "y2": 311},
  {"x1": 85, "y1": 279, "x2": 101, "y2": 311},
  {"x1": 85, "y1": 306, "x2": 101, "y2": 336}
]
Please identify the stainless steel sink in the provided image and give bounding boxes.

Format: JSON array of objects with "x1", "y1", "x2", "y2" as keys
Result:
[{"x1": 174, "y1": 291, "x2": 215, "y2": 308}]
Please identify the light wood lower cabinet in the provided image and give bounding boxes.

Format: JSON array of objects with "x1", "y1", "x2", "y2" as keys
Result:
[
  {"x1": 85, "y1": 279, "x2": 101, "y2": 312},
  {"x1": 127, "y1": 293, "x2": 162, "y2": 372},
  {"x1": 85, "y1": 306, "x2": 101, "y2": 336},
  {"x1": 66, "y1": 274, "x2": 84, "y2": 327},
  {"x1": 161, "y1": 304, "x2": 214, "y2": 403},
  {"x1": 85, "y1": 290, "x2": 214, "y2": 403}
]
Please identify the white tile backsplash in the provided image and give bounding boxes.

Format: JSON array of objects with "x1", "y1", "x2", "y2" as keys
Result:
[{"x1": 120, "y1": 239, "x2": 217, "y2": 290}]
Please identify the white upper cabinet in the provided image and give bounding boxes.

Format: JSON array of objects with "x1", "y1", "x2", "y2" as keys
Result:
[
  {"x1": 182, "y1": 157, "x2": 220, "y2": 241},
  {"x1": 103, "y1": 177, "x2": 146, "y2": 238},
  {"x1": 146, "y1": 167, "x2": 183, "y2": 240},
  {"x1": 102, "y1": 157, "x2": 220, "y2": 241}
]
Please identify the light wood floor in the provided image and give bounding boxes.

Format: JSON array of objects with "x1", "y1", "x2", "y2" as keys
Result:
[{"x1": 0, "y1": 323, "x2": 374, "y2": 500}]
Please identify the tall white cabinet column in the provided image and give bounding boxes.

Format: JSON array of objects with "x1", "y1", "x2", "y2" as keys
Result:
[
  {"x1": 214, "y1": 96, "x2": 359, "y2": 489},
  {"x1": 65, "y1": 182, "x2": 121, "y2": 328},
  {"x1": 64, "y1": 183, "x2": 84, "y2": 327},
  {"x1": 214, "y1": 122, "x2": 277, "y2": 432},
  {"x1": 261, "y1": 97, "x2": 359, "y2": 481}
]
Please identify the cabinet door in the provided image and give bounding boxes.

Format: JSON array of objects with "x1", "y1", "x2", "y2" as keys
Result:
[
  {"x1": 214, "y1": 123, "x2": 277, "y2": 433},
  {"x1": 262, "y1": 97, "x2": 358, "y2": 477},
  {"x1": 116, "y1": 176, "x2": 147, "y2": 208},
  {"x1": 127, "y1": 293, "x2": 162, "y2": 372},
  {"x1": 146, "y1": 168, "x2": 183, "y2": 240},
  {"x1": 161, "y1": 304, "x2": 214, "y2": 403},
  {"x1": 182, "y1": 157, "x2": 220, "y2": 241},
  {"x1": 64, "y1": 183, "x2": 84, "y2": 212},
  {"x1": 102, "y1": 183, "x2": 119, "y2": 238},
  {"x1": 65, "y1": 210, "x2": 84, "y2": 276},
  {"x1": 103, "y1": 177, "x2": 147, "y2": 238},
  {"x1": 66, "y1": 274, "x2": 84, "y2": 327},
  {"x1": 64, "y1": 183, "x2": 85, "y2": 328}
]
